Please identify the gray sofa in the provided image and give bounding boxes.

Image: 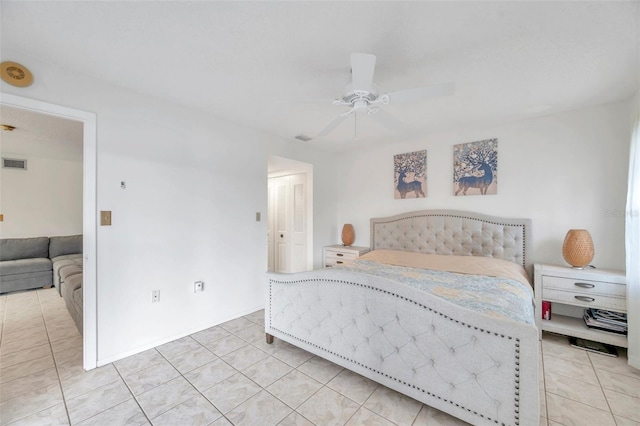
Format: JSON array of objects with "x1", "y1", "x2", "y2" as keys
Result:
[
  {"x1": 0, "y1": 237, "x2": 53, "y2": 293},
  {"x1": 0, "y1": 234, "x2": 83, "y2": 333},
  {"x1": 50, "y1": 234, "x2": 83, "y2": 333},
  {"x1": 49, "y1": 235, "x2": 83, "y2": 295}
]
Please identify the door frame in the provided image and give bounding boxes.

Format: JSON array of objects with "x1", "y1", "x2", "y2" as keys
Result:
[
  {"x1": 267, "y1": 155, "x2": 313, "y2": 271},
  {"x1": 1, "y1": 93, "x2": 98, "y2": 370}
]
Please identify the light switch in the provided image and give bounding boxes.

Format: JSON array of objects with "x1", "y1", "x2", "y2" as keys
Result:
[
  {"x1": 256, "y1": 212, "x2": 261, "y2": 222},
  {"x1": 100, "y1": 211, "x2": 112, "y2": 226}
]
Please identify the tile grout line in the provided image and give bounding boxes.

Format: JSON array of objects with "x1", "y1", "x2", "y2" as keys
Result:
[
  {"x1": 205, "y1": 333, "x2": 283, "y2": 424},
  {"x1": 587, "y1": 350, "x2": 618, "y2": 420},
  {"x1": 37, "y1": 288, "x2": 74, "y2": 426},
  {"x1": 543, "y1": 337, "x2": 627, "y2": 424},
  {"x1": 190, "y1": 323, "x2": 342, "y2": 425},
  {"x1": 0, "y1": 289, "x2": 73, "y2": 425},
  {"x1": 0, "y1": 295, "x2": 6, "y2": 346},
  {"x1": 138, "y1": 336, "x2": 234, "y2": 424},
  {"x1": 254, "y1": 337, "x2": 382, "y2": 426},
  {"x1": 112, "y1": 360, "x2": 153, "y2": 425},
  {"x1": 540, "y1": 341, "x2": 549, "y2": 422}
]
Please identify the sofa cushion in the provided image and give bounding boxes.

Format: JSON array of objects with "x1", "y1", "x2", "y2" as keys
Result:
[
  {"x1": 62, "y1": 273, "x2": 82, "y2": 304},
  {"x1": 51, "y1": 253, "x2": 83, "y2": 264},
  {"x1": 0, "y1": 237, "x2": 49, "y2": 261},
  {"x1": 49, "y1": 235, "x2": 82, "y2": 259},
  {"x1": 0, "y1": 258, "x2": 52, "y2": 275},
  {"x1": 60, "y1": 264, "x2": 82, "y2": 281},
  {"x1": 52, "y1": 254, "x2": 83, "y2": 293}
]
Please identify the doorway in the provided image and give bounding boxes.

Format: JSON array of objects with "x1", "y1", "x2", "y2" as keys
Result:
[
  {"x1": 267, "y1": 156, "x2": 313, "y2": 273},
  {"x1": 1, "y1": 93, "x2": 98, "y2": 370}
]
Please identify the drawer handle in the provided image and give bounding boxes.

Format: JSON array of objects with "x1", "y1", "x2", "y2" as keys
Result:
[
  {"x1": 336, "y1": 253, "x2": 344, "y2": 257},
  {"x1": 575, "y1": 295, "x2": 595, "y2": 302},
  {"x1": 336, "y1": 261, "x2": 343, "y2": 264},
  {"x1": 574, "y1": 282, "x2": 595, "y2": 288}
]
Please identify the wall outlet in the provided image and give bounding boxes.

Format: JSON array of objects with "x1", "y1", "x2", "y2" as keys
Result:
[
  {"x1": 152, "y1": 290, "x2": 160, "y2": 303},
  {"x1": 194, "y1": 281, "x2": 204, "y2": 293}
]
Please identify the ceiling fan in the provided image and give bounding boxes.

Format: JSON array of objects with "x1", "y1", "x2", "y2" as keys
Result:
[{"x1": 316, "y1": 53, "x2": 455, "y2": 138}]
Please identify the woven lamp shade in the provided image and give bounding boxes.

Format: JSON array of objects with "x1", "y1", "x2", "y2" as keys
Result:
[
  {"x1": 562, "y1": 229, "x2": 594, "y2": 269},
  {"x1": 341, "y1": 224, "x2": 355, "y2": 246}
]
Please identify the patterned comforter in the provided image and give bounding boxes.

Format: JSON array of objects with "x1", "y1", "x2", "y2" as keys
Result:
[{"x1": 338, "y1": 252, "x2": 535, "y2": 325}]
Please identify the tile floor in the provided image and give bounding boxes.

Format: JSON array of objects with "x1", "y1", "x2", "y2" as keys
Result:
[{"x1": 1, "y1": 288, "x2": 639, "y2": 425}]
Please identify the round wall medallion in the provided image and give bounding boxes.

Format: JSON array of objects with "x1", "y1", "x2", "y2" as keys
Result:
[{"x1": 0, "y1": 61, "x2": 34, "y2": 87}]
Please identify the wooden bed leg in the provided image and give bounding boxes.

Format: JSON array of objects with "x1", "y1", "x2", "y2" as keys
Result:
[{"x1": 265, "y1": 333, "x2": 274, "y2": 344}]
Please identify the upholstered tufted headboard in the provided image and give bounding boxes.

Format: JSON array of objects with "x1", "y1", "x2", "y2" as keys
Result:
[{"x1": 370, "y1": 210, "x2": 532, "y2": 275}]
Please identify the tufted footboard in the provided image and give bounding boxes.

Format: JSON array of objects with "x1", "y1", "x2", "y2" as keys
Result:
[{"x1": 266, "y1": 269, "x2": 539, "y2": 426}]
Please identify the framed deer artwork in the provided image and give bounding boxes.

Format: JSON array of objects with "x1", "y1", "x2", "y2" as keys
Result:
[
  {"x1": 394, "y1": 150, "x2": 427, "y2": 199},
  {"x1": 453, "y1": 138, "x2": 498, "y2": 196}
]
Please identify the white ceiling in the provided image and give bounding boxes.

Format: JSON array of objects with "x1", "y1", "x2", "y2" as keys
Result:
[
  {"x1": 1, "y1": 1, "x2": 638, "y2": 151},
  {"x1": 0, "y1": 106, "x2": 83, "y2": 161}
]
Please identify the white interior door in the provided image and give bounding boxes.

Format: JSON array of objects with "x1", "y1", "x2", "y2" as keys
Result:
[
  {"x1": 268, "y1": 173, "x2": 308, "y2": 273},
  {"x1": 274, "y1": 176, "x2": 290, "y2": 273},
  {"x1": 267, "y1": 180, "x2": 275, "y2": 272},
  {"x1": 290, "y1": 174, "x2": 307, "y2": 272}
]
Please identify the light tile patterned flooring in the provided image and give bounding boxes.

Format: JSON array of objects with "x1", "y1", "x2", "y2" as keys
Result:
[{"x1": 1, "y1": 288, "x2": 639, "y2": 425}]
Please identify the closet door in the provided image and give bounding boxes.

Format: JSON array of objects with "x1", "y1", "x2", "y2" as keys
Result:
[
  {"x1": 267, "y1": 180, "x2": 275, "y2": 272},
  {"x1": 268, "y1": 174, "x2": 308, "y2": 273},
  {"x1": 274, "y1": 176, "x2": 290, "y2": 273},
  {"x1": 289, "y1": 173, "x2": 307, "y2": 273}
]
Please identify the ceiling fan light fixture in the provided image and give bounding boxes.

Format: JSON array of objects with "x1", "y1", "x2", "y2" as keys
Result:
[{"x1": 353, "y1": 99, "x2": 368, "y2": 110}]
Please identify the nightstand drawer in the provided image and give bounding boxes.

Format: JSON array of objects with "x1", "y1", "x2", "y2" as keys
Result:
[
  {"x1": 543, "y1": 288, "x2": 627, "y2": 311},
  {"x1": 324, "y1": 258, "x2": 352, "y2": 267},
  {"x1": 324, "y1": 250, "x2": 359, "y2": 261},
  {"x1": 323, "y1": 245, "x2": 370, "y2": 268},
  {"x1": 542, "y1": 276, "x2": 626, "y2": 297}
]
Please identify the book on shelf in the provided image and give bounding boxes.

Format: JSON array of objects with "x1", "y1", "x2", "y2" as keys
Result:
[{"x1": 583, "y1": 308, "x2": 627, "y2": 335}]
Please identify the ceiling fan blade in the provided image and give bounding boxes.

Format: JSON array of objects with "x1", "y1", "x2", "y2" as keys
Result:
[
  {"x1": 351, "y1": 53, "x2": 376, "y2": 92},
  {"x1": 386, "y1": 81, "x2": 455, "y2": 103},
  {"x1": 316, "y1": 114, "x2": 349, "y2": 138},
  {"x1": 370, "y1": 108, "x2": 405, "y2": 132}
]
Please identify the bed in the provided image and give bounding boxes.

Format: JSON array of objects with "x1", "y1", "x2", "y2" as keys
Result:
[{"x1": 265, "y1": 210, "x2": 539, "y2": 426}]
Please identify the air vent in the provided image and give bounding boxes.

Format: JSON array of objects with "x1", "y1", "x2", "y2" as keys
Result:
[
  {"x1": 2, "y1": 157, "x2": 27, "y2": 170},
  {"x1": 295, "y1": 134, "x2": 312, "y2": 142}
]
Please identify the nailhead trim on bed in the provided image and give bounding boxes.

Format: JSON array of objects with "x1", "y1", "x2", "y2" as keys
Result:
[
  {"x1": 370, "y1": 211, "x2": 531, "y2": 274},
  {"x1": 268, "y1": 278, "x2": 522, "y2": 425}
]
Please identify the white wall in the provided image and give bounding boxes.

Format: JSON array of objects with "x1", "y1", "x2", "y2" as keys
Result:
[
  {"x1": 336, "y1": 100, "x2": 632, "y2": 271},
  {"x1": 2, "y1": 52, "x2": 631, "y2": 365},
  {"x1": 0, "y1": 154, "x2": 83, "y2": 238},
  {"x1": 1, "y1": 56, "x2": 339, "y2": 364}
]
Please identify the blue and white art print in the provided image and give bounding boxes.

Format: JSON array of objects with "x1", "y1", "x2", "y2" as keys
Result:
[
  {"x1": 394, "y1": 150, "x2": 427, "y2": 199},
  {"x1": 453, "y1": 139, "x2": 498, "y2": 196}
]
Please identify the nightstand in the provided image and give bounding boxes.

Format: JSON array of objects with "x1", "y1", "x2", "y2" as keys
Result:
[
  {"x1": 534, "y1": 263, "x2": 627, "y2": 347},
  {"x1": 323, "y1": 245, "x2": 370, "y2": 268}
]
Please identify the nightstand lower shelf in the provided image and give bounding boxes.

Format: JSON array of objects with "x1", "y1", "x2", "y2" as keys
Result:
[{"x1": 541, "y1": 314, "x2": 628, "y2": 348}]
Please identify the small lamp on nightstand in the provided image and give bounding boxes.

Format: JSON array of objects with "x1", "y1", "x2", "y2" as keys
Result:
[
  {"x1": 562, "y1": 229, "x2": 594, "y2": 269},
  {"x1": 341, "y1": 224, "x2": 355, "y2": 246}
]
